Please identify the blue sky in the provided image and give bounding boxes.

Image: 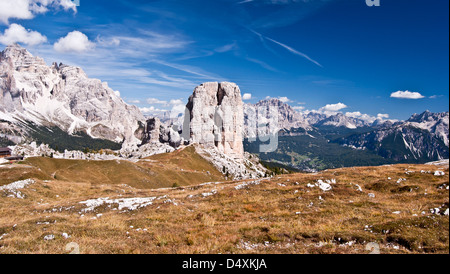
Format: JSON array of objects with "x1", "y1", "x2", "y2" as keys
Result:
[{"x1": 0, "y1": 0, "x2": 448, "y2": 121}]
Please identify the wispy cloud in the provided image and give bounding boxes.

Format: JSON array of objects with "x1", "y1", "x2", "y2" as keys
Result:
[
  {"x1": 153, "y1": 59, "x2": 224, "y2": 80},
  {"x1": 429, "y1": 95, "x2": 444, "y2": 99},
  {"x1": 245, "y1": 57, "x2": 278, "y2": 72},
  {"x1": 238, "y1": 0, "x2": 254, "y2": 4},
  {"x1": 264, "y1": 36, "x2": 322, "y2": 67},
  {"x1": 247, "y1": 0, "x2": 333, "y2": 29},
  {"x1": 215, "y1": 42, "x2": 238, "y2": 53},
  {"x1": 248, "y1": 28, "x2": 322, "y2": 68},
  {"x1": 127, "y1": 99, "x2": 141, "y2": 104}
]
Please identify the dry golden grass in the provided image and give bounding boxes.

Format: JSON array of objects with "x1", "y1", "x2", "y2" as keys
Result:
[{"x1": 0, "y1": 158, "x2": 448, "y2": 254}]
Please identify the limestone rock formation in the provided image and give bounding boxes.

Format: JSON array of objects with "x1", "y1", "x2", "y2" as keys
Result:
[
  {"x1": 186, "y1": 82, "x2": 244, "y2": 159},
  {"x1": 0, "y1": 44, "x2": 145, "y2": 146},
  {"x1": 160, "y1": 126, "x2": 182, "y2": 148},
  {"x1": 142, "y1": 118, "x2": 161, "y2": 144},
  {"x1": 252, "y1": 98, "x2": 311, "y2": 133}
]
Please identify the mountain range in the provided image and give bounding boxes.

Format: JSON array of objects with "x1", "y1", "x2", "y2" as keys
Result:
[
  {"x1": 0, "y1": 44, "x2": 145, "y2": 150},
  {"x1": 0, "y1": 44, "x2": 448, "y2": 171},
  {"x1": 244, "y1": 99, "x2": 449, "y2": 171}
]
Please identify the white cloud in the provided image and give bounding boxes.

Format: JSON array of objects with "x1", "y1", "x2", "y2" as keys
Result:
[
  {"x1": 146, "y1": 98, "x2": 168, "y2": 105},
  {"x1": 56, "y1": 0, "x2": 77, "y2": 11},
  {"x1": 0, "y1": 0, "x2": 76, "y2": 25},
  {"x1": 168, "y1": 99, "x2": 184, "y2": 106},
  {"x1": 293, "y1": 106, "x2": 305, "y2": 112},
  {"x1": 141, "y1": 97, "x2": 185, "y2": 117},
  {"x1": 0, "y1": 0, "x2": 34, "y2": 24},
  {"x1": 168, "y1": 104, "x2": 187, "y2": 119},
  {"x1": 390, "y1": 90, "x2": 425, "y2": 99},
  {"x1": 139, "y1": 106, "x2": 167, "y2": 114},
  {"x1": 344, "y1": 111, "x2": 393, "y2": 124},
  {"x1": 265, "y1": 96, "x2": 293, "y2": 103},
  {"x1": 278, "y1": 96, "x2": 292, "y2": 103},
  {"x1": 242, "y1": 93, "x2": 252, "y2": 100},
  {"x1": 146, "y1": 98, "x2": 184, "y2": 106},
  {"x1": 345, "y1": 111, "x2": 362, "y2": 118},
  {"x1": 31, "y1": 0, "x2": 77, "y2": 13},
  {"x1": 54, "y1": 31, "x2": 95, "y2": 53},
  {"x1": 319, "y1": 102, "x2": 348, "y2": 112},
  {"x1": 0, "y1": 23, "x2": 47, "y2": 46},
  {"x1": 345, "y1": 111, "x2": 379, "y2": 123}
]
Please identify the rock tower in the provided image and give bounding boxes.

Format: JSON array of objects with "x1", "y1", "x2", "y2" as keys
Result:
[{"x1": 186, "y1": 82, "x2": 244, "y2": 159}]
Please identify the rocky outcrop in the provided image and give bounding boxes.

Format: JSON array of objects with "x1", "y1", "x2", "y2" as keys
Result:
[
  {"x1": 186, "y1": 82, "x2": 244, "y2": 159},
  {"x1": 142, "y1": 118, "x2": 161, "y2": 144},
  {"x1": 139, "y1": 117, "x2": 182, "y2": 148},
  {"x1": 160, "y1": 126, "x2": 182, "y2": 148},
  {"x1": 0, "y1": 44, "x2": 145, "y2": 146},
  {"x1": 194, "y1": 145, "x2": 266, "y2": 180}
]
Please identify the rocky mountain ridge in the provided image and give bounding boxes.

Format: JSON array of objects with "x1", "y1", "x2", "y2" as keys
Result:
[
  {"x1": 247, "y1": 98, "x2": 449, "y2": 147},
  {"x1": 0, "y1": 44, "x2": 145, "y2": 146}
]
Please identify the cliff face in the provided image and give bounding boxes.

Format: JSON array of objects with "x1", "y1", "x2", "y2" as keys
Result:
[{"x1": 186, "y1": 82, "x2": 244, "y2": 159}]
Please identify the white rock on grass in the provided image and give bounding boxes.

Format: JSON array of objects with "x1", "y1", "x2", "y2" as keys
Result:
[
  {"x1": 0, "y1": 179, "x2": 35, "y2": 199},
  {"x1": 434, "y1": 171, "x2": 445, "y2": 176},
  {"x1": 430, "y1": 208, "x2": 440, "y2": 215},
  {"x1": 62, "y1": 233, "x2": 70, "y2": 239},
  {"x1": 44, "y1": 235, "x2": 55, "y2": 241},
  {"x1": 201, "y1": 190, "x2": 217, "y2": 197},
  {"x1": 235, "y1": 180, "x2": 261, "y2": 190},
  {"x1": 317, "y1": 180, "x2": 332, "y2": 191},
  {"x1": 79, "y1": 197, "x2": 157, "y2": 213},
  {"x1": 306, "y1": 179, "x2": 335, "y2": 191}
]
